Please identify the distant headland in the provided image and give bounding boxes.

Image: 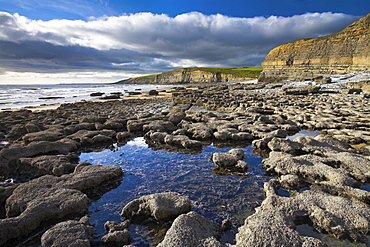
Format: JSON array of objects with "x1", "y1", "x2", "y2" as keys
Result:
[{"x1": 115, "y1": 67, "x2": 262, "y2": 84}]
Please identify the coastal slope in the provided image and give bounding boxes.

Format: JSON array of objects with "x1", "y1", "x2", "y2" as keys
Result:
[
  {"x1": 259, "y1": 13, "x2": 370, "y2": 83},
  {"x1": 116, "y1": 67, "x2": 262, "y2": 84}
]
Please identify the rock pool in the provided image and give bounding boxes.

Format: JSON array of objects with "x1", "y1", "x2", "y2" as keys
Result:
[{"x1": 80, "y1": 137, "x2": 267, "y2": 246}]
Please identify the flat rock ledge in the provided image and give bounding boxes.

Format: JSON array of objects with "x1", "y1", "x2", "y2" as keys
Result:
[
  {"x1": 0, "y1": 85, "x2": 369, "y2": 246},
  {"x1": 0, "y1": 163, "x2": 123, "y2": 246},
  {"x1": 235, "y1": 135, "x2": 370, "y2": 246}
]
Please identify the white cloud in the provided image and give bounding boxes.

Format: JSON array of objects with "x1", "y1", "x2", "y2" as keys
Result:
[
  {"x1": 0, "y1": 11, "x2": 357, "y2": 51},
  {"x1": 0, "y1": 11, "x2": 360, "y2": 83}
]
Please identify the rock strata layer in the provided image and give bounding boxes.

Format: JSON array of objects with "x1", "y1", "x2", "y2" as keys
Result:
[
  {"x1": 259, "y1": 13, "x2": 370, "y2": 83},
  {"x1": 117, "y1": 68, "x2": 255, "y2": 84}
]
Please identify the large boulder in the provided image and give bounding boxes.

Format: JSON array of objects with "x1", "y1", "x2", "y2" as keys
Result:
[
  {"x1": 121, "y1": 192, "x2": 191, "y2": 221},
  {"x1": 41, "y1": 218, "x2": 93, "y2": 247},
  {"x1": 158, "y1": 211, "x2": 223, "y2": 247}
]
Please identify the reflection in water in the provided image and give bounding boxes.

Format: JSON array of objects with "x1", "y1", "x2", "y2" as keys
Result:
[
  {"x1": 80, "y1": 137, "x2": 267, "y2": 246},
  {"x1": 80, "y1": 130, "x2": 363, "y2": 247}
]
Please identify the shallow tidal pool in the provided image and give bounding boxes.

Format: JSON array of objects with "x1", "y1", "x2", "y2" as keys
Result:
[
  {"x1": 80, "y1": 137, "x2": 267, "y2": 246},
  {"x1": 79, "y1": 130, "x2": 366, "y2": 247}
]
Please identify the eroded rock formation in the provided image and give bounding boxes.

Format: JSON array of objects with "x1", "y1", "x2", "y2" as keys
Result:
[
  {"x1": 259, "y1": 13, "x2": 370, "y2": 83},
  {"x1": 117, "y1": 68, "x2": 255, "y2": 84}
]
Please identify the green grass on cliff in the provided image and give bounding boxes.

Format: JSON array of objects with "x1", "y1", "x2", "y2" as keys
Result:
[
  {"x1": 117, "y1": 67, "x2": 263, "y2": 84},
  {"x1": 193, "y1": 67, "x2": 263, "y2": 78}
]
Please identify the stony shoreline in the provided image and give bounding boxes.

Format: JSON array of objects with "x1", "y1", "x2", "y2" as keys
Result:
[{"x1": 0, "y1": 83, "x2": 369, "y2": 246}]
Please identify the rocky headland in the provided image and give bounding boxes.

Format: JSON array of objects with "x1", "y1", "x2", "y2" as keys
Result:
[
  {"x1": 258, "y1": 13, "x2": 370, "y2": 83},
  {"x1": 116, "y1": 67, "x2": 261, "y2": 84},
  {"x1": 0, "y1": 78, "x2": 369, "y2": 246}
]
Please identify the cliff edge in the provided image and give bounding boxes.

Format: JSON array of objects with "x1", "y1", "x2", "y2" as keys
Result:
[
  {"x1": 116, "y1": 67, "x2": 262, "y2": 85},
  {"x1": 259, "y1": 13, "x2": 370, "y2": 83}
]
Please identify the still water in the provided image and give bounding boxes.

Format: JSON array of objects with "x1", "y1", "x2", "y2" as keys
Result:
[
  {"x1": 80, "y1": 137, "x2": 267, "y2": 246},
  {"x1": 79, "y1": 130, "x2": 365, "y2": 246}
]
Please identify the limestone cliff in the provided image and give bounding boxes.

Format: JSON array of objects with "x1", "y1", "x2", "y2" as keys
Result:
[
  {"x1": 259, "y1": 13, "x2": 370, "y2": 83},
  {"x1": 116, "y1": 67, "x2": 260, "y2": 84}
]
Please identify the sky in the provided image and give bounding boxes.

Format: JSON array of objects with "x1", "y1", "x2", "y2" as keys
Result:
[{"x1": 0, "y1": 0, "x2": 369, "y2": 84}]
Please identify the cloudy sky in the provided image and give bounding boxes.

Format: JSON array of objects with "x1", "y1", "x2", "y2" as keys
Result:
[{"x1": 0, "y1": 0, "x2": 368, "y2": 84}]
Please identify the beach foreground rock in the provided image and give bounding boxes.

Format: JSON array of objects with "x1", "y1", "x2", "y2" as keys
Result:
[
  {"x1": 158, "y1": 211, "x2": 223, "y2": 247},
  {"x1": 121, "y1": 192, "x2": 191, "y2": 221},
  {"x1": 0, "y1": 85, "x2": 369, "y2": 246},
  {"x1": 41, "y1": 217, "x2": 93, "y2": 247}
]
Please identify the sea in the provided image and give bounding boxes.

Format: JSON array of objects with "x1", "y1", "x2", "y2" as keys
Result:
[{"x1": 0, "y1": 83, "x2": 174, "y2": 111}]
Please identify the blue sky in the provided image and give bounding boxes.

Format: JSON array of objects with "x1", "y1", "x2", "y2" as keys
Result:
[{"x1": 0, "y1": 0, "x2": 368, "y2": 84}]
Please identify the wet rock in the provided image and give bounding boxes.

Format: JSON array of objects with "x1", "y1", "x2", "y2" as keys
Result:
[
  {"x1": 158, "y1": 211, "x2": 223, "y2": 247},
  {"x1": 120, "y1": 192, "x2": 191, "y2": 221},
  {"x1": 99, "y1": 120, "x2": 125, "y2": 131},
  {"x1": 64, "y1": 123, "x2": 96, "y2": 135},
  {"x1": 67, "y1": 130, "x2": 115, "y2": 148},
  {"x1": 162, "y1": 133, "x2": 203, "y2": 149},
  {"x1": 281, "y1": 86, "x2": 321, "y2": 95},
  {"x1": 341, "y1": 88, "x2": 363, "y2": 94},
  {"x1": 6, "y1": 163, "x2": 122, "y2": 217},
  {"x1": 22, "y1": 130, "x2": 64, "y2": 145},
  {"x1": 145, "y1": 130, "x2": 167, "y2": 143},
  {"x1": 102, "y1": 221, "x2": 131, "y2": 247},
  {"x1": 0, "y1": 188, "x2": 88, "y2": 246},
  {"x1": 116, "y1": 131, "x2": 132, "y2": 142},
  {"x1": 0, "y1": 163, "x2": 122, "y2": 245},
  {"x1": 41, "y1": 218, "x2": 93, "y2": 247},
  {"x1": 104, "y1": 220, "x2": 130, "y2": 232},
  {"x1": 0, "y1": 139, "x2": 79, "y2": 163},
  {"x1": 167, "y1": 111, "x2": 186, "y2": 125},
  {"x1": 90, "y1": 92, "x2": 105, "y2": 97},
  {"x1": 102, "y1": 230, "x2": 130, "y2": 247},
  {"x1": 235, "y1": 160, "x2": 249, "y2": 171},
  {"x1": 142, "y1": 120, "x2": 177, "y2": 133},
  {"x1": 24, "y1": 122, "x2": 42, "y2": 133},
  {"x1": 222, "y1": 219, "x2": 233, "y2": 231},
  {"x1": 18, "y1": 153, "x2": 79, "y2": 176},
  {"x1": 127, "y1": 119, "x2": 150, "y2": 132},
  {"x1": 211, "y1": 149, "x2": 244, "y2": 167},
  {"x1": 148, "y1": 89, "x2": 159, "y2": 95}
]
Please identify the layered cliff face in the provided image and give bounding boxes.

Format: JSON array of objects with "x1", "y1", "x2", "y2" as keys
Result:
[
  {"x1": 117, "y1": 68, "x2": 260, "y2": 84},
  {"x1": 259, "y1": 13, "x2": 370, "y2": 83}
]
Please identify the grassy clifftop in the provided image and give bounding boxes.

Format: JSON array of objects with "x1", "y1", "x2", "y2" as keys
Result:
[{"x1": 116, "y1": 67, "x2": 263, "y2": 84}]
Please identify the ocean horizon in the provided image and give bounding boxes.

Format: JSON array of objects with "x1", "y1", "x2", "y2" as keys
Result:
[{"x1": 0, "y1": 83, "x2": 174, "y2": 111}]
